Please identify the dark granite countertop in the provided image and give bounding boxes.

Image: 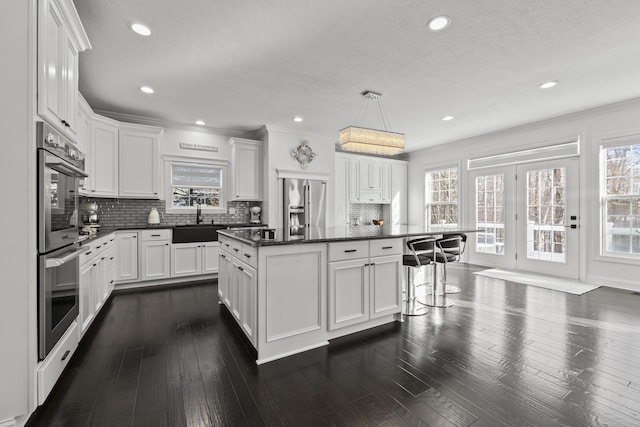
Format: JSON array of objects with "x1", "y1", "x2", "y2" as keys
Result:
[
  {"x1": 79, "y1": 223, "x2": 266, "y2": 244},
  {"x1": 218, "y1": 225, "x2": 479, "y2": 247}
]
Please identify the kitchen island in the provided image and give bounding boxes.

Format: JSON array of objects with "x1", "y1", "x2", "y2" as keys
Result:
[{"x1": 217, "y1": 225, "x2": 475, "y2": 364}]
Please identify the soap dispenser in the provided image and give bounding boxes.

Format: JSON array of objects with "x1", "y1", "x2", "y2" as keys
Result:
[{"x1": 147, "y1": 207, "x2": 160, "y2": 225}]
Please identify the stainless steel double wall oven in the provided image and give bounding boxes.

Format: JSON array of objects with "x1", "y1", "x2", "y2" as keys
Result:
[{"x1": 37, "y1": 122, "x2": 88, "y2": 360}]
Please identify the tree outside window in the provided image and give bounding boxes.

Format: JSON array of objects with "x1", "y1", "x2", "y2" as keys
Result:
[
  {"x1": 603, "y1": 144, "x2": 640, "y2": 255},
  {"x1": 425, "y1": 167, "x2": 458, "y2": 230}
]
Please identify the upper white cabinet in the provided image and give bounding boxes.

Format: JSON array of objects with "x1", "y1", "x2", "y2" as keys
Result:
[
  {"x1": 37, "y1": 0, "x2": 91, "y2": 142},
  {"x1": 335, "y1": 156, "x2": 350, "y2": 226},
  {"x1": 119, "y1": 124, "x2": 163, "y2": 199},
  {"x1": 84, "y1": 115, "x2": 119, "y2": 197},
  {"x1": 229, "y1": 138, "x2": 263, "y2": 201}
]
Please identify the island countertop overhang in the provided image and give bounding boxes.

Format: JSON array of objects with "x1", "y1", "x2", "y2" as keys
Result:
[{"x1": 218, "y1": 225, "x2": 480, "y2": 247}]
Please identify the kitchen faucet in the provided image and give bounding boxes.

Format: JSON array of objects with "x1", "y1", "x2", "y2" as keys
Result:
[{"x1": 196, "y1": 203, "x2": 203, "y2": 224}]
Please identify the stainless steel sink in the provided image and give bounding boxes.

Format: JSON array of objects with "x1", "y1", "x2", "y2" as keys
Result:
[{"x1": 172, "y1": 224, "x2": 225, "y2": 243}]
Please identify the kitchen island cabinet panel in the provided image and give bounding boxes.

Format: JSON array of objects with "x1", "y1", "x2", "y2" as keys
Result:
[
  {"x1": 370, "y1": 255, "x2": 402, "y2": 319},
  {"x1": 328, "y1": 259, "x2": 369, "y2": 331}
]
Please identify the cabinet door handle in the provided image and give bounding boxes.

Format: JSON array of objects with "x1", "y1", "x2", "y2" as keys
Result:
[
  {"x1": 369, "y1": 263, "x2": 376, "y2": 266},
  {"x1": 61, "y1": 350, "x2": 70, "y2": 361},
  {"x1": 101, "y1": 257, "x2": 106, "y2": 260},
  {"x1": 96, "y1": 246, "x2": 102, "y2": 249},
  {"x1": 220, "y1": 254, "x2": 226, "y2": 259},
  {"x1": 151, "y1": 234, "x2": 161, "y2": 237},
  {"x1": 165, "y1": 243, "x2": 169, "y2": 246},
  {"x1": 233, "y1": 248, "x2": 239, "y2": 252},
  {"x1": 382, "y1": 246, "x2": 393, "y2": 249},
  {"x1": 244, "y1": 254, "x2": 251, "y2": 258},
  {"x1": 237, "y1": 266, "x2": 243, "y2": 271},
  {"x1": 344, "y1": 249, "x2": 357, "y2": 253},
  {"x1": 110, "y1": 257, "x2": 114, "y2": 260},
  {"x1": 364, "y1": 263, "x2": 370, "y2": 267},
  {"x1": 85, "y1": 251, "x2": 92, "y2": 256}
]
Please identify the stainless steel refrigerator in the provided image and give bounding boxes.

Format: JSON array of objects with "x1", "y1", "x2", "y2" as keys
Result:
[{"x1": 283, "y1": 178, "x2": 327, "y2": 239}]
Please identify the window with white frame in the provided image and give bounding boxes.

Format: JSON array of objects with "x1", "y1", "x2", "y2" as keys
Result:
[
  {"x1": 166, "y1": 161, "x2": 226, "y2": 212},
  {"x1": 425, "y1": 166, "x2": 458, "y2": 229},
  {"x1": 475, "y1": 174, "x2": 505, "y2": 255},
  {"x1": 602, "y1": 142, "x2": 640, "y2": 256}
]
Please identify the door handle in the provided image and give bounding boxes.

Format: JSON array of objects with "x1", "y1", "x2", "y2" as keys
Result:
[{"x1": 564, "y1": 224, "x2": 578, "y2": 229}]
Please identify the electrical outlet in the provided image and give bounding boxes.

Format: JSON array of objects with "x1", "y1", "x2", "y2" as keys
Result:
[{"x1": 228, "y1": 207, "x2": 236, "y2": 214}]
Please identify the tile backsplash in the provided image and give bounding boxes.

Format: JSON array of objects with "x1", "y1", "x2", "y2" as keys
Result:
[
  {"x1": 348, "y1": 203, "x2": 383, "y2": 226},
  {"x1": 79, "y1": 197, "x2": 262, "y2": 229}
]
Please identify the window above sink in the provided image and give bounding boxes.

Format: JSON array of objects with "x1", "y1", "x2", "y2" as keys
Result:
[{"x1": 164, "y1": 157, "x2": 229, "y2": 214}]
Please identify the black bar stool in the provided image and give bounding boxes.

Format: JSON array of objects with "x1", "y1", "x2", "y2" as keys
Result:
[
  {"x1": 436, "y1": 233, "x2": 467, "y2": 294},
  {"x1": 423, "y1": 234, "x2": 465, "y2": 308},
  {"x1": 402, "y1": 237, "x2": 436, "y2": 316}
]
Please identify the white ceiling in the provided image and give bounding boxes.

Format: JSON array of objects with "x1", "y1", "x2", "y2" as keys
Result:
[{"x1": 75, "y1": 0, "x2": 640, "y2": 152}]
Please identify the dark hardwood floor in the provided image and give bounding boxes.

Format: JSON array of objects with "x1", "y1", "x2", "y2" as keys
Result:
[{"x1": 27, "y1": 264, "x2": 640, "y2": 426}]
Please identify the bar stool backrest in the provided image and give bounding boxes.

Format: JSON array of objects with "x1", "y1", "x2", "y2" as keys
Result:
[
  {"x1": 436, "y1": 235, "x2": 465, "y2": 259},
  {"x1": 406, "y1": 237, "x2": 436, "y2": 265}
]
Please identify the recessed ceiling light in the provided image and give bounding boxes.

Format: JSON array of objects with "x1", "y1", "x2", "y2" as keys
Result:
[
  {"x1": 442, "y1": 115, "x2": 454, "y2": 121},
  {"x1": 139, "y1": 86, "x2": 154, "y2": 94},
  {"x1": 195, "y1": 120, "x2": 205, "y2": 126},
  {"x1": 131, "y1": 23, "x2": 152, "y2": 36},
  {"x1": 539, "y1": 80, "x2": 558, "y2": 89},
  {"x1": 427, "y1": 16, "x2": 450, "y2": 31},
  {"x1": 293, "y1": 116, "x2": 304, "y2": 122}
]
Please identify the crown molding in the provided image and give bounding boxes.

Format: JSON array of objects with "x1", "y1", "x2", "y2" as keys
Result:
[{"x1": 93, "y1": 110, "x2": 260, "y2": 139}]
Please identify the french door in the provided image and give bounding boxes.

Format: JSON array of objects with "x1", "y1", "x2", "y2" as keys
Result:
[
  {"x1": 515, "y1": 158, "x2": 579, "y2": 279},
  {"x1": 469, "y1": 157, "x2": 580, "y2": 279}
]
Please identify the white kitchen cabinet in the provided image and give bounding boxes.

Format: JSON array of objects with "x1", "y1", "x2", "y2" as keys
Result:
[
  {"x1": 116, "y1": 231, "x2": 138, "y2": 282},
  {"x1": 328, "y1": 239, "x2": 402, "y2": 331},
  {"x1": 37, "y1": 0, "x2": 90, "y2": 142},
  {"x1": 328, "y1": 259, "x2": 369, "y2": 330},
  {"x1": 140, "y1": 230, "x2": 171, "y2": 281},
  {"x1": 348, "y1": 157, "x2": 360, "y2": 203},
  {"x1": 118, "y1": 124, "x2": 163, "y2": 199},
  {"x1": 229, "y1": 138, "x2": 263, "y2": 201},
  {"x1": 359, "y1": 158, "x2": 383, "y2": 192},
  {"x1": 78, "y1": 234, "x2": 116, "y2": 338},
  {"x1": 385, "y1": 162, "x2": 408, "y2": 224},
  {"x1": 381, "y1": 162, "x2": 392, "y2": 203},
  {"x1": 218, "y1": 238, "x2": 258, "y2": 345},
  {"x1": 86, "y1": 115, "x2": 119, "y2": 197},
  {"x1": 219, "y1": 251, "x2": 233, "y2": 306},
  {"x1": 335, "y1": 155, "x2": 350, "y2": 226},
  {"x1": 78, "y1": 261, "x2": 95, "y2": 335},
  {"x1": 171, "y1": 243, "x2": 202, "y2": 277},
  {"x1": 238, "y1": 263, "x2": 257, "y2": 344},
  {"x1": 202, "y1": 242, "x2": 220, "y2": 274}
]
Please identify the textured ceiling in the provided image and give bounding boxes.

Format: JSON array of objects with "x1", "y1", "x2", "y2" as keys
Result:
[{"x1": 75, "y1": 0, "x2": 640, "y2": 152}]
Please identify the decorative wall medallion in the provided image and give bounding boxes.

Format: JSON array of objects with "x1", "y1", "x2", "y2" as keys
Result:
[{"x1": 290, "y1": 141, "x2": 317, "y2": 169}]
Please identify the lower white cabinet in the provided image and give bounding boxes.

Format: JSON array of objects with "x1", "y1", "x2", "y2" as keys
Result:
[
  {"x1": 171, "y1": 241, "x2": 219, "y2": 278},
  {"x1": 171, "y1": 242, "x2": 202, "y2": 277},
  {"x1": 78, "y1": 234, "x2": 116, "y2": 337},
  {"x1": 328, "y1": 239, "x2": 402, "y2": 331},
  {"x1": 218, "y1": 241, "x2": 257, "y2": 346},
  {"x1": 141, "y1": 230, "x2": 171, "y2": 281},
  {"x1": 37, "y1": 321, "x2": 79, "y2": 405},
  {"x1": 202, "y1": 242, "x2": 220, "y2": 273},
  {"x1": 116, "y1": 231, "x2": 138, "y2": 282}
]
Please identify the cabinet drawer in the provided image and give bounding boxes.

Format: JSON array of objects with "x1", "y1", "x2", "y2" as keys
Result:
[
  {"x1": 141, "y1": 229, "x2": 172, "y2": 241},
  {"x1": 37, "y1": 321, "x2": 79, "y2": 405},
  {"x1": 359, "y1": 189, "x2": 382, "y2": 203},
  {"x1": 229, "y1": 239, "x2": 243, "y2": 257},
  {"x1": 329, "y1": 240, "x2": 369, "y2": 262},
  {"x1": 369, "y1": 238, "x2": 403, "y2": 257},
  {"x1": 79, "y1": 235, "x2": 110, "y2": 266},
  {"x1": 218, "y1": 235, "x2": 232, "y2": 253},
  {"x1": 241, "y1": 244, "x2": 257, "y2": 267}
]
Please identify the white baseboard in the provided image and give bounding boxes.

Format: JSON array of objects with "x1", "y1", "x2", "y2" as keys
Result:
[{"x1": 587, "y1": 274, "x2": 640, "y2": 293}]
